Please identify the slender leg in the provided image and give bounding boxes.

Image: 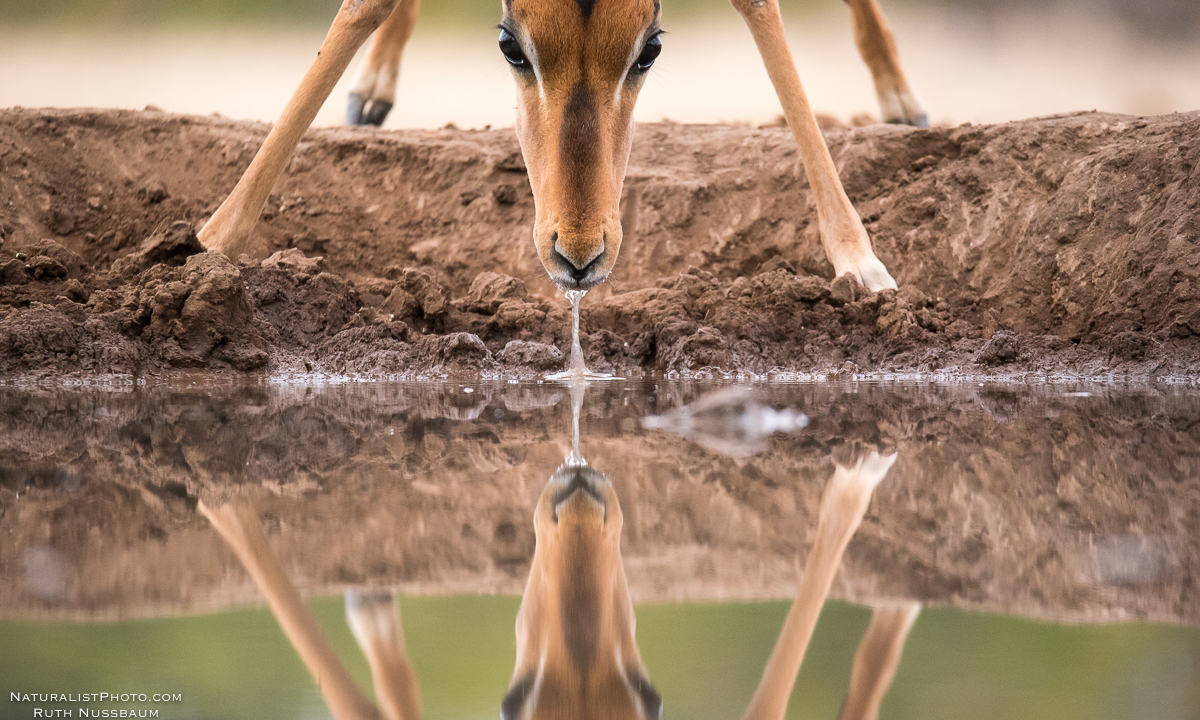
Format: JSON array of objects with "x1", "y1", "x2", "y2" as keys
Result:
[
  {"x1": 345, "y1": 591, "x2": 423, "y2": 720},
  {"x1": 347, "y1": 0, "x2": 421, "y2": 126},
  {"x1": 198, "y1": 0, "x2": 399, "y2": 257},
  {"x1": 740, "y1": 453, "x2": 898, "y2": 720},
  {"x1": 838, "y1": 601, "x2": 921, "y2": 720},
  {"x1": 199, "y1": 498, "x2": 387, "y2": 720},
  {"x1": 729, "y1": 0, "x2": 897, "y2": 291},
  {"x1": 845, "y1": 0, "x2": 927, "y2": 127}
]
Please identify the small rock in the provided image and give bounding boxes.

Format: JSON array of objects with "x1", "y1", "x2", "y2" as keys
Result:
[
  {"x1": 380, "y1": 287, "x2": 420, "y2": 322},
  {"x1": 975, "y1": 330, "x2": 1020, "y2": 366},
  {"x1": 463, "y1": 271, "x2": 528, "y2": 314},
  {"x1": 1107, "y1": 330, "x2": 1146, "y2": 361},
  {"x1": 13, "y1": 239, "x2": 88, "y2": 279},
  {"x1": 829, "y1": 274, "x2": 862, "y2": 305},
  {"x1": 426, "y1": 332, "x2": 493, "y2": 369},
  {"x1": 789, "y1": 275, "x2": 830, "y2": 303},
  {"x1": 50, "y1": 209, "x2": 76, "y2": 236},
  {"x1": 0, "y1": 258, "x2": 29, "y2": 285},
  {"x1": 755, "y1": 255, "x2": 795, "y2": 275},
  {"x1": 112, "y1": 221, "x2": 204, "y2": 277},
  {"x1": 138, "y1": 179, "x2": 169, "y2": 205},
  {"x1": 390, "y1": 268, "x2": 450, "y2": 319},
  {"x1": 261, "y1": 248, "x2": 329, "y2": 277},
  {"x1": 498, "y1": 340, "x2": 564, "y2": 370},
  {"x1": 28, "y1": 255, "x2": 67, "y2": 280},
  {"x1": 356, "y1": 278, "x2": 394, "y2": 307}
]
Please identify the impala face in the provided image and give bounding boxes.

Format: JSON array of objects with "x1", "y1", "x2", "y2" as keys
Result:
[
  {"x1": 500, "y1": 0, "x2": 663, "y2": 290},
  {"x1": 502, "y1": 464, "x2": 662, "y2": 720}
]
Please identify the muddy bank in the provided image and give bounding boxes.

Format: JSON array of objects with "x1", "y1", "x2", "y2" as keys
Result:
[
  {"x1": 1, "y1": 382, "x2": 1196, "y2": 625},
  {"x1": 1, "y1": 108, "x2": 1199, "y2": 377}
]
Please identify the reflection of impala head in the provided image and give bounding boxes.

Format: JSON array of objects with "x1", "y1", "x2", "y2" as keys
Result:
[
  {"x1": 502, "y1": 463, "x2": 662, "y2": 720},
  {"x1": 499, "y1": 0, "x2": 663, "y2": 290}
]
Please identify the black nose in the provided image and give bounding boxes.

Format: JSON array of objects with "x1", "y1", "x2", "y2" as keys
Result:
[{"x1": 552, "y1": 247, "x2": 601, "y2": 282}]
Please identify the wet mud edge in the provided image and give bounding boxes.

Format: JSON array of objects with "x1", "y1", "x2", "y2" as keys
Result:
[{"x1": 1, "y1": 107, "x2": 1199, "y2": 380}]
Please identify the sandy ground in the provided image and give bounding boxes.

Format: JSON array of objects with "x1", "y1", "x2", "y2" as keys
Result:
[{"x1": 2, "y1": 8, "x2": 1199, "y2": 130}]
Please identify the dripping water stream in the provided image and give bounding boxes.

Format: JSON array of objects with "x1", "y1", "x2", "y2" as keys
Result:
[{"x1": 545, "y1": 289, "x2": 617, "y2": 381}]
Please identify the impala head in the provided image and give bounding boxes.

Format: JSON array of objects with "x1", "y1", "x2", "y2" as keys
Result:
[
  {"x1": 502, "y1": 463, "x2": 662, "y2": 720},
  {"x1": 499, "y1": 0, "x2": 663, "y2": 290}
]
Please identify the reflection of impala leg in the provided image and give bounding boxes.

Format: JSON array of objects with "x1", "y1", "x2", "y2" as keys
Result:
[
  {"x1": 729, "y1": 0, "x2": 897, "y2": 291},
  {"x1": 345, "y1": 591, "x2": 423, "y2": 720},
  {"x1": 347, "y1": 0, "x2": 420, "y2": 126},
  {"x1": 838, "y1": 601, "x2": 921, "y2": 720},
  {"x1": 199, "y1": 498, "x2": 386, "y2": 720},
  {"x1": 740, "y1": 453, "x2": 897, "y2": 720},
  {"x1": 198, "y1": 0, "x2": 400, "y2": 257},
  {"x1": 846, "y1": 0, "x2": 927, "y2": 127}
]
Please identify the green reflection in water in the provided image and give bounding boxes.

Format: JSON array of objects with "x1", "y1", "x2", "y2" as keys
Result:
[{"x1": 2, "y1": 597, "x2": 1198, "y2": 720}]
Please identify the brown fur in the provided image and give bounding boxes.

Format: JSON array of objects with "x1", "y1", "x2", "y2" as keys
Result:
[
  {"x1": 503, "y1": 0, "x2": 661, "y2": 289},
  {"x1": 507, "y1": 464, "x2": 657, "y2": 719}
]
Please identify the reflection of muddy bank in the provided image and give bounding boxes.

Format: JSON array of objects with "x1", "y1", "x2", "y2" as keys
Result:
[{"x1": 0, "y1": 382, "x2": 1197, "y2": 626}]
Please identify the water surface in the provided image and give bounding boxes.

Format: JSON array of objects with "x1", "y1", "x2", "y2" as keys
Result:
[{"x1": 1, "y1": 379, "x2": 1197, "y2": 719}]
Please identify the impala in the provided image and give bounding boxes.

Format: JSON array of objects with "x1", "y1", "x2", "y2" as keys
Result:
[{"x1": 196, "y1": 0, "x2": 925, "y2": 292}]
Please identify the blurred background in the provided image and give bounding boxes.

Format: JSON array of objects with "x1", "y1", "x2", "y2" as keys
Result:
[{"x1": 0, "y1": 0, "x2": 1198, "y2": 129}]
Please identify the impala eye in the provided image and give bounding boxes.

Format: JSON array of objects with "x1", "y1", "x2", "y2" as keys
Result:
[
  {"x1": 634, "y1": 34, "x2": 662, "y2": 72},
  {"x1": 499, "y1": 28, "x2": 528, "y2": 69}
]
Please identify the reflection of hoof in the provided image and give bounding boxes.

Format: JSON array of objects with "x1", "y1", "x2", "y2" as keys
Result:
[
  {"x1": 856, "y1": 452, "x2": 898, "y2": 488},
  {"x1": 833, "y1": 451, "x2": 898, "y2": 495},
  {"x1": 346, "y1": 93, "x2": 393, "y2": 126},
  {"x1": 345, "y1": 590, "x2": 402, "y2": 649}
]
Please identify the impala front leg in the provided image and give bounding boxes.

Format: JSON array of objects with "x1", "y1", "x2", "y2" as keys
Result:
[
  {"x1": 729, "y1": 0, "x2": 897, "y2": 291},
  {"x1": 199, "y1": 0, "x2": 399, "y2": 257},
  {"x1": 741, "y1": 453, "x2": 898, "y2": 720}
]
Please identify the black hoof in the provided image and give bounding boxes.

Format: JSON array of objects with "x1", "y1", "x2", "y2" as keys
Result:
[{"x1": 363, "y1": 100, "x2": 393, "y2": 127}]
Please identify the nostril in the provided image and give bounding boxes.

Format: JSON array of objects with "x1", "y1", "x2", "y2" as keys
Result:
[{"x1": 551, "y1": 247, "x2": 581, "y2": 276}]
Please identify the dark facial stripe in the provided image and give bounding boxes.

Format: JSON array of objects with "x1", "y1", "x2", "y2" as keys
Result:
[
  {"x1": 561, "y1": 525, "x2": 601, "y2": 675},
  {"x1": 559, "y1": 82, "x2": 600, "y2": 219},
  {"x1": 575, "y1": 0, "x2": 596, "y2": 18}
]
